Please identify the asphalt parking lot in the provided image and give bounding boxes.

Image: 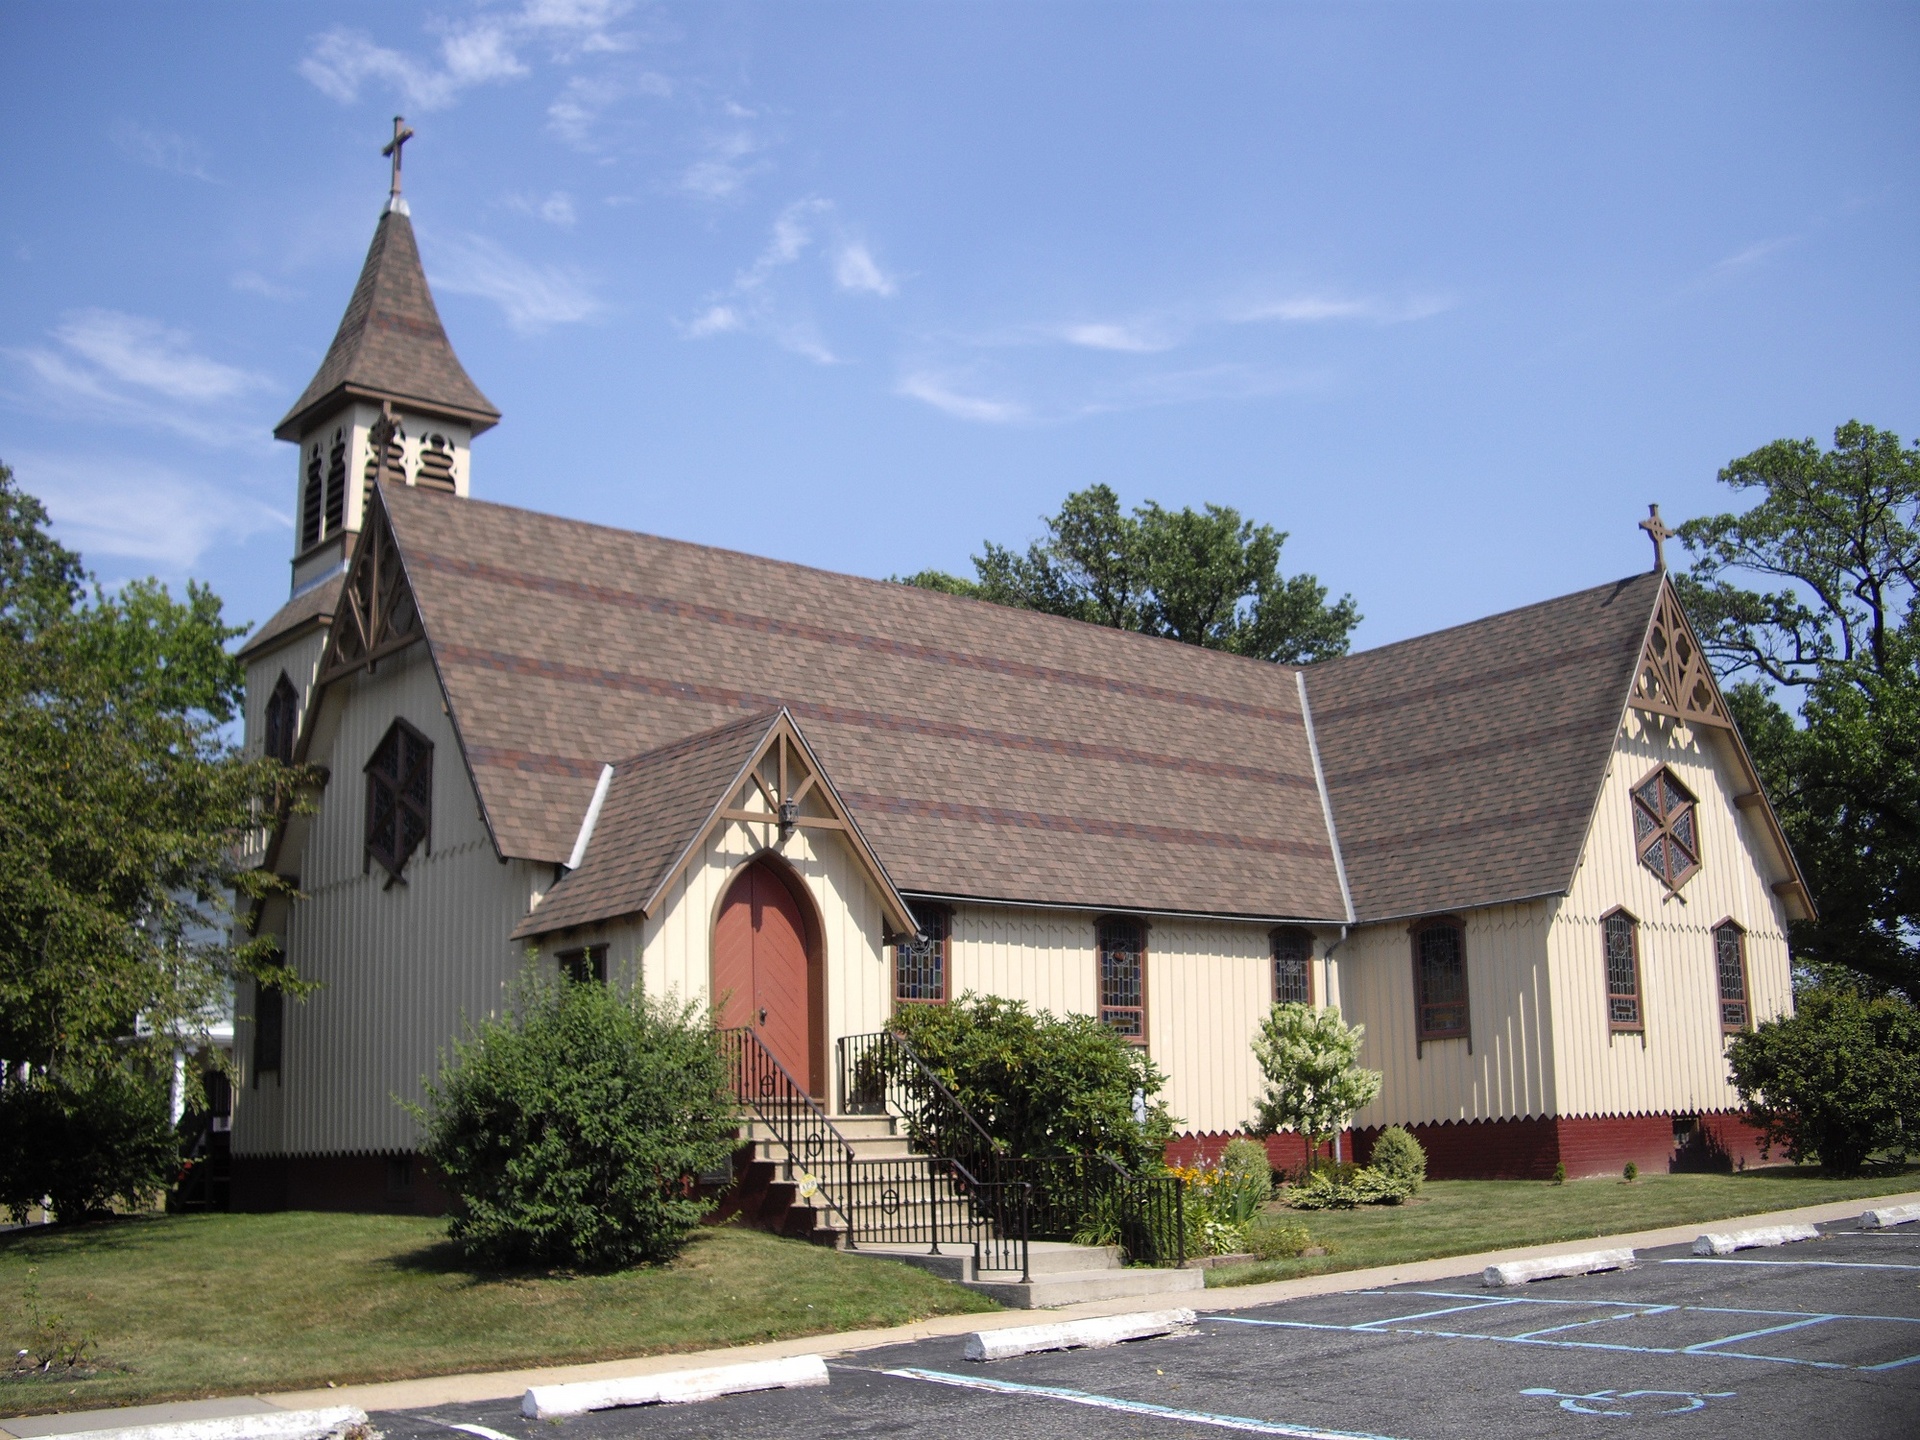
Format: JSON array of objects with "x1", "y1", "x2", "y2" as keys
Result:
[{"x1": 372, "y1": 1219, "x2": 1919, "y2": 1439}]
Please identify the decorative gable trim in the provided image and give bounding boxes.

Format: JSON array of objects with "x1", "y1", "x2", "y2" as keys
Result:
[
  {"x1": 1630, "y1": 583, "x2": 1733, "y2": 730},
  {"x1": 650, "y1": 709, "x2": 918, "y2": 937},
  {"x1": 318, "y1": 484, "x2": 422, "y2": 684}
]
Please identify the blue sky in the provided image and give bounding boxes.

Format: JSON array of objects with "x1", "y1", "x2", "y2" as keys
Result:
[{"x1": 1, "y1": 2, "x2": 1914, "y2": 652}]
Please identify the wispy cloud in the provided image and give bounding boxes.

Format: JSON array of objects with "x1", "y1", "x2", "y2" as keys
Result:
[
  {"x1": 22, "y1": 452, "x2": 286, "y2": 571},
  {"x1": 231, "y1": 272, "x2": 302, "y2": 301},
  {"x1": 299, "y1": 0, "x2": 636, "y2": 112},
  {"x1": 895, "y1": 373, "x2": 1028, "y2": 425},
  {"x1": 4, "y1": 310, "x2": 270, "y2": 447},
  {"x1": 1230, "y1": 292, "x2": 1454, "y2": 326},
  {"x1": 680, "y1": 199, "x2": 896, "y2": 364},
  {"x1": 1055, "y1": 321, "x2": 1176, "y2": 354},
  {"x1": 429, "y1": 234, "x2": 602, "y2": 333},
  {"x1": 1707, "y1": 235, "x2": 1796, "y2": 276},
  {"x1": 111, "y1": 123, "x2": 218, "y2": 183},
  {"x1": 503, "y1": 191, "x2": 578, "y2": 226},
  {"x1": 680, "y1": 129, "x2": 767, "y2": 202},
  {"x1": 548, "y1": 70, "x2": 670, "y2": 148}
]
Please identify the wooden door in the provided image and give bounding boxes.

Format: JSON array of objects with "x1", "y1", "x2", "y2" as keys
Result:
[{"x1": 713, "y1": 862, "x2": 817, "y2": 1092}]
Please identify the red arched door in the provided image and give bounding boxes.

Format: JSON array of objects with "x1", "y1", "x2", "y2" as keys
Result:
[{"x1": 713, "y1": 861, "x2": 820, "y2": 1094}]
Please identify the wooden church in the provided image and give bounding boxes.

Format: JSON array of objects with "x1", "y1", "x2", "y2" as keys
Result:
[{"x1": 229, "y1": 156, "x2": 1809, "y2": 1212}]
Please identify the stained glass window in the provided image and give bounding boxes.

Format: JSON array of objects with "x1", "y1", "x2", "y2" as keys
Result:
[
  {"x1": 1715, "y1": 922, "x2": 1748, "y2": 1032},
  {"x1": 1603, "y1": 911, "x2": 1641, "y2": 1029},
  {"x1": 1098, "y1": 917, "x2": 1146, "y2": 1041},
  {"x1": 557, "y1": 944, "x2": 608, "y2": 985},
  {"x1": 1631, "y1": 766, "x2": 1701, "y2": 889},
  {"x1": 264, "y1": 673, "x2": 298, "y2": 766},
  {"x1": 365, "y1": 719, "x2": 432, "y2": 879},
  {"x1": 896, "y1": 904, "x2": 948, "y2": 1004},
  {"x1": 1415, "y1": 921, "x2": 1469, "y2": 1040},
  {"x1": 1272, "y1": 928, "x2": 1312, "y2": 1005}
]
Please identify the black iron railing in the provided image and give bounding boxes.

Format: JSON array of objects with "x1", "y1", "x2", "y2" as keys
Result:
[
  {"x1": 837, "y1": 1155, "x2": 1031, "y2": 1281},
  {"x1": 721, "y1": 1026, "x2": 858, "y2": 1241},
  {"x1": 835, "y1": 1029, "x2": 1185, "y2": 1268}
]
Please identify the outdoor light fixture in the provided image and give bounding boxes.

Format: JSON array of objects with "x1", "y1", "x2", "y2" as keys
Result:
[{"x1": 779, "y1": 796, "x2": 799, "y2": 837}]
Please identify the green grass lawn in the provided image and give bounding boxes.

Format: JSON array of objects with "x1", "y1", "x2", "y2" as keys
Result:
[
  {"x1": 1210, "y1": 1163, "x2": 1920, "y2": 1288},
  {"x1": 0, "y1": 1216, "x2": 997, "y2": 1417}
]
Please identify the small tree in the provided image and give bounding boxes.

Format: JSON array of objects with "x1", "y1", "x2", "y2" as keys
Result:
[
  {"x1": 416, "y1": 978, "x2": 738, "y2": 1270},
  {"x1": 1726, "y1": 986, "x2": 1920, "y2": 1176},
  {"x1": 1249, "y1": 1003, "x2": 1382, "y2": 1165}
]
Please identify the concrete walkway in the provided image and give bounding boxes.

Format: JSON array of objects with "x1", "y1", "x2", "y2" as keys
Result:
[{"x1": 4, "y1": 1187, "x2": 1915, "y2": 1436}]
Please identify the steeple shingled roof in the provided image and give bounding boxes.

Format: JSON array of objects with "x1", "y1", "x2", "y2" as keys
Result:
[{"x1": 274, "y1": 207, "x2": 500, "y2": 440}]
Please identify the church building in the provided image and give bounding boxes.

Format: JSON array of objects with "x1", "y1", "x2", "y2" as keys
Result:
[{"x1": 230, "y1": 154, "x2": 1809, "y2": 1212}]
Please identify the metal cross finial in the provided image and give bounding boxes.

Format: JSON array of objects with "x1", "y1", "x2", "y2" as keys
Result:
[
  {"x1": 381, "y1": 116, "x2": 415, "y2": 199},
  {"x1": 1639, "y1": 503, "x2": 1677, "y2": 573}
]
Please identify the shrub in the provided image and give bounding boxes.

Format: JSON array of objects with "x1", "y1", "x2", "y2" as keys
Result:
[
  {"x1": 1215, "y1": 1139, "x2": 1274, "y2": 1223},
  {"x1": 1623, "y1": 1161, "x2": 1638, "y2": 1183},
  {"x1": 415, "y1": 978, "x2": 738, "y2": 1270},
  {"x1": 1249, "y1": 1216, "x2": 1314, "y2": 1261},
  {"x1": 1367, "y1": 1126, "x2": 1426, "y2": 1194},
  {"x1": 1552, "y1": 1161, "x2": 1566, "y2": 1184},
  {"x1": 0, "y1": 1065, "x2": 179, "y2": 1222},
  {"x1": 1726, "y1": 986, "x2": 1920, "y2": 1176},
  {"x1": 1249, "y1": 1003, "x2": 1382, "y2": 1163},
  {"x1": 1285, "y1": 1161, "x2": 1412, "y2": 1210},
  {"x1": 888, "y1": 993, "x2": 1175, "y2": 1167}
]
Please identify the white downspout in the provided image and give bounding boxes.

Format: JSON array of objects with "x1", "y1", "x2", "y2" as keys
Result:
[{"x1": 566, "y1": 764, "x2": 616, "y2": 871}]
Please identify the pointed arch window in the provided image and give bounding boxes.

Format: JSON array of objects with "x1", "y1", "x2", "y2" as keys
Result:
[
  {"x1": 1602, "y1": 908, "x2": 1643, "y2": 1031},
  {"x1": 365, "y1": 718, "x2": 432, "y2": 880},
  {"x1": 1632, "y1": 766, "x2": 1700, "y2": 890},
  {"x1": 1271, "y1": 927, "x2": 1313, "y2": 1006},
  {"x1": 1097, "y1": 916, "x2": 1147, "y2": 1043},
  {"x1": 1714, "y1": 921, "x2": 1750, "y2": 1032},
  {"x1": 264, "y1": 673, "x2": 299, "y2": 765},
  {"x1": 894, "y1": 902, "x2": 950, "y2": 1004}
]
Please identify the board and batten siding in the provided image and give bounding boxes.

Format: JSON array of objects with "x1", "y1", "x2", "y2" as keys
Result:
[
  {"x1": 1341, "y1": 902, "x2": 1559, "y2": 1130},
  {"x1": 237, "y1": 627, "x2": 329, "y2": 869},
  {"x1": 232, "y1": 642, "x2": 545, "y2": 1157},
  {"x1": 943, "y1": 907, "x2": 1334, "y2": 1135},
  {"x1": 1547, "y1": 712, "x2": 1793, "y2": 1120}
]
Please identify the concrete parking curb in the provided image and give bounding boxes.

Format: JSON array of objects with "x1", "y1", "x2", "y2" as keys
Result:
[{"x1": 5, "y1": 1187, "x2": 1914, "y2": 1435}]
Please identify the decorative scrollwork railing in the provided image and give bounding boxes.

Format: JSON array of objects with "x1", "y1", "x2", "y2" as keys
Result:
[{"x1": 720, "y1": 1027, "x2": 858, "y2": 1241}]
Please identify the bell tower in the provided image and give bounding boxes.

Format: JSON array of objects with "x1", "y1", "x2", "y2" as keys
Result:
[{"x1": 273, "y1": 118, "x2": 500, "y2": 596}]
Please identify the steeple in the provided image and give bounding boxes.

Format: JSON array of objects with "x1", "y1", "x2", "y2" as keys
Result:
[{"x1": 276, "y1": 119, "x2": 499, "y2": 594}]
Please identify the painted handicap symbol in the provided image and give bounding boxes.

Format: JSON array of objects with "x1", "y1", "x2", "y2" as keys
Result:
[{"x1": 1522, "y1": 1387, "x2": 1736, "y2": 1417}]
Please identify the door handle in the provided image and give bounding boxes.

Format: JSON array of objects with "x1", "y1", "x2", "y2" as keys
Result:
[{"x1": 758, "y1": 1007, "x2": 768, "y2": 1026}]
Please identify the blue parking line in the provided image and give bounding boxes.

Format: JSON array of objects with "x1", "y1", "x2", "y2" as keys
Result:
[
  {"x1": 1510, "y1": 1308, "x2": 1672, "y2": 1340},
  {"x1": 873, "y1": 1366, "x2": 1408, "y2": 1440},
  {"x1": 1352, "y1": 1300, "x2": 1518, "y2": 1329},
  {"x1": 1684, "y1": 1314, "x2": 1838, "y2": 1354},
  {"x1": 1662, "y1": 1257, "x2": 1920, "y2": 1272}
]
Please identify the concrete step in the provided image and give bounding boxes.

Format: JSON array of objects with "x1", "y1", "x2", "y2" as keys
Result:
[
  {"x1": 740, "y1": 1114, "x2": 900, "y2": 1143},
  {"x1": 968, "y1": 1263, "x2": 1206, "y2": 1310},
  {"x1": 749, "y1": 1135, "x2": 920, "y2": 1163},
  {"x1": 848, "y1": 1238, "x2": 1120, "y2": 1283}
]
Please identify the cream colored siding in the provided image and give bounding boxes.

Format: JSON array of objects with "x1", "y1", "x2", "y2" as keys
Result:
[
  {"x1": 1549, "y1": 712, "x2": 1794, "y2": 1118},
  {"x1": 233, "y1": 643, "x2": 544, "y2": 1156},
  {"x1": 1341, "y1": 902, "x2": 1559, "y2": 1129},
  {"x1": 944, "y1": 906, "x2": 1331, "y2": 1135},
  {"x1": 238, "y1": 628, "x2": 329, "y2": 866}
]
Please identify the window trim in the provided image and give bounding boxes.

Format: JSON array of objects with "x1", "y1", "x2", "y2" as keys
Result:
[
  {"x1": 556, "y1": 943, "x2": 608, "y2": 985},
  {"x1": 1600, "y1": 906, "x2": 1644, "y2": 1034},
  {"x1": 893, "y1": 902, "x2": 951, "y2": 1007},
  {"x1": 1096, "y1": 914, "x2": 1149, "y2": 1046},
  {"x1": 1410, "y1": 916, "x2": 1471, "y2": 1055},
  {"x1": 1713, "y1": 918, "x2": 1751, "y2": 1034},
  {"x1": 1631, "y1": 763, "x2": 1702, "y2": 891},
  {"x1": 1270, "y1": 926, "x2": 1315, "y2": 1007},
  {"x1": 364, "y1": 717, "x2": 434, "y2": 881}
]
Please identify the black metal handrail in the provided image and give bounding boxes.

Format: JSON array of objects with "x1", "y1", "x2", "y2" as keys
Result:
[
  {"x1": 837, "y1": 1029, "x2": 1003, "y2": 1170},
  {"x1": 721, "y1": 1027, "x2": 859, "y2": 1242}
]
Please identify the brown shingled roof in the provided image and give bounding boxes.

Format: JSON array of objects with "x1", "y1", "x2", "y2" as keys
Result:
[
  {"x1": 1305, "y1": 572, "x2": 1664, "y2": 920},
  {"x1": 274, "y1": 208, "x2": 500, "y2": 440},
  {"x1": 376, "y1": 483, "x2": 1350, "y2": 923},
  {"x1": 238, "y1": 573, "x2": 344, "y2": 660}
]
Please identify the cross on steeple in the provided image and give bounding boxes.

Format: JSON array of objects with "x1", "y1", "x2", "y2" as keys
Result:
[
  {"x1": 1639, "y1": 503, "x2": 1677, "y2": 573},
  {"x1": 382, "y1": 116, "x2": 415, "y2": 201}
]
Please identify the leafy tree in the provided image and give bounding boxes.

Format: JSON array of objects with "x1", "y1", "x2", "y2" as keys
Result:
[
  {"x1": 905, "y1": 484, "x2": 1360, "y2": 664},
  {"x1": 1725, "y1": 986, "x2": 1920, "y2": 1176},
  {"x1": 415, "y1": 977, "x2": 738, "y2": 1269},
  {"x1": 0, "y1": 462, "x2": 299, "y2": 1218},
  {"x1": 887, "y1": 992, "x2": 1176, "y2": 1169},
  {"x1": 1675, "y1": 423, "x2": 1920, "y2": 999},
  {"x1": 1248, "y1": 1002, "x2": 1382, "y2": 1164}
]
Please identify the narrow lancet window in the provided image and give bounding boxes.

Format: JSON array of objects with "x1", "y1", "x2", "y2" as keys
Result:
[
  {"x1": 264, "y1": 673, "x2": 298, "y2": 765},
  {"x1": 1271, "y1": 927, "x2": 1313, "y2": 1006},
  {"x1": 1413, "y1": 919, "x2": 1469, "y2": 1044},
  {"x1": 1603, "y1": 909, "x2": 1642, "y2": 1030},
  {"x1": 1097, "y1": 916, "x2": 1146, "y2": 1042},
  {"x1": 895, "y1": 903, "x2": 949, "y2": 1004},
  {"x1": 1715, "y1": 921, "x2": 1749, "y2": 1032}
]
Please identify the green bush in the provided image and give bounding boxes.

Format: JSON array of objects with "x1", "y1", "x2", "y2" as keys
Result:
[
  {"x1": 1727, "y1": 986, "x2": 1920, "y2": 1176},
  {"x1": 416, "y1": 979, "x2": 739, "y2": 1270},
  {"x1": 1248, "y1": 1216, "x2": 1315, "y2": 1260},
  {"x1": 1214, "y1": 1138, "x2": 1273, "y2": 1223},
  {"x1": 1285, "y1": 1161, "x2": 1413, "y2": 1210},
  {"x1": 0, "y1": 1065, "x2": 179, "y2": 1222},
  {"x1": 1367, "y1": 1126, "x2": 1426, "y2": 1194},
  {"x1": 888, "y1": 994, "x2": 1175, "y2": 1167}
]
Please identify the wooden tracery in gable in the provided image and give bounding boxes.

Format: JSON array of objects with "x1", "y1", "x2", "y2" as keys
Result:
[
  {"x1": 717, "y1": 727, "x2": 849, "y2": 841},
  {"x1": 1630, "y1": 582, "x2": 1732, "y2": 730},
  {"x1": 318, "y1": 490, "x2": 422, "y2": 684}
]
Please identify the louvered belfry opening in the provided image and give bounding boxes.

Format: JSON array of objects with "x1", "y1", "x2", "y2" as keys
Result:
[
  {"x1": 416, "y1": 433, "x2": 457, "y2": 493},
  {"x1": 301, "y1": 444, "x2": 324, "y2": 549},
  {"x1": 323, "y1": 429, "x2": 347, "y2": 537},
  {"x1": 363, "y1": 420, "x2": 408, "y2": 509}
]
